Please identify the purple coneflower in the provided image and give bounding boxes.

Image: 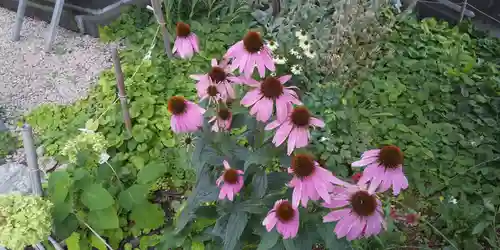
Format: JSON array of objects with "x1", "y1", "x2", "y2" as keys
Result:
[
  {"x1": 225, "y1": 31, "x2": 275, "y2": 77},
  {"x1": 209, "y1": 108, "x2": 232, "y2": 132},
  {"x1": 240, "y1": 75, "x2": 301, "y2": 122},
  {"x1": 323, "y1": 184, "x2": 385, "y2": 240},
  {"x1": 190, "y1": 58, "x2": 242, "y2": 102},
  {"x1": 173, "y1": 22, "x2": 199, "y2": 59},
  {"x1": 351, "y1": 146, "x2": 408, "y2": 195},
  {"x1": 262, "y1": 199, "x2": 299, "y2": 239},
  {"x1": 288, "y1": 154, "x2": 348, "y2": 208},
  {"x1": 265, "y1": 106, "x2": 324, "y2": 155},
  {"x1": 216, "y1": 160, "x2": 244, "y2": 201},
  {"x1": 167, "y1": 96, "x2": 205, "y2": 133}
]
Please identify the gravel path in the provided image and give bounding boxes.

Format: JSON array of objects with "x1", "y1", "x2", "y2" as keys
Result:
[{"x1": 0, "y1": 7, "x2": 112, "y2": 119}]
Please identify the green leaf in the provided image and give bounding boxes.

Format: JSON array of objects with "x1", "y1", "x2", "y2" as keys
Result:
[
  {"x1": 66, "y1": 232, "x2": 81, "y2": 250},
  {"x1": 252, "y1": 170, "x2": 268, "y2": 198},
  {"x1": 91, "y1": 234, "x2": 107, "y2": 250},
  {"x1": 130, "y1": 155, "x2": 145, "y2": 169},
  {"x1": 48, "y1": 171, "x2": 71, "y2": 204},
  {"x1": 257, "y1": 230, "x2": 279, "y2": 250},
  {"x1": 224, "y1": 211, "x2": 248, "y2": 250},
  {"x1": 118, "y1": 184, "x2": 149, "y2": 211},
  {"x1": 472, "y1": 221, "x2": 489, "y2": 235},
  {"x1": 87, "y1": 206, "x2": 120, "y2": 230},
  {"x1": 81, "y1": 184, "x2": 114, "y2": 210},
  {"x1": 192, "y1": 241, "x2": 205, "y2": 250},
  {"x1": 130, "y1": 203, "x2": 165, "y2": 229},
  {"x1": 85, "y1": 119, "x2": 99, "y2": 131},
  {"x1": 317, "y1": 223, "x2": 351, "y2": 249},
  {"x1": 282, "y1": 238, "x2": 298, "y2": 250},
  {"x1": 137, "y1": 162, "x2": 168, "y2": 184}
]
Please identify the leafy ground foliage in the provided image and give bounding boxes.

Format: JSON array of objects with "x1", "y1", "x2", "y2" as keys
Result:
[
  {"x1": 306, "y1": 17, "x2": 500, "y2": 249},
  {"x1": 19, "y1": 1, "x2": 500, "y2": 249}
]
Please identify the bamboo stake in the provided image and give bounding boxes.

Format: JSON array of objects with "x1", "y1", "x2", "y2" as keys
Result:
[
  {"x1": 21, "y1": 124, "x2": 43, "y2": 196},
  {"x1": 111, "y1": 46, "x2": 133, "y2": 136},
  {"x1": 151, "y1": 0, "x2": 173, "y2": 58},
  {"x1": 45, "y1": 0, "x2": 65, "y2": 51}
]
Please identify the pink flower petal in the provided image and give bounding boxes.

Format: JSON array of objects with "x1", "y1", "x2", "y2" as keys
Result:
[
  {"x1": 361, "y1": 149, "x2": 381, "y2": 158},
  {"x1": 278, "y1": 75, "x2": 292, "y2": 84},
  {"x1": 323, "y1": 208, "x2": 350, "y2": 222},
  {"x1": 223, "y1": 160, "x2": 231, "y2": 170},
  {"x1": 273, "y1": 121, "x2": 293, "y2": 146},
  {"x1": 351, "y1": 156, "x2": 378, "y2": 167},
  {"x1": 346, "y1": 218, "x2": 366, "y2": 240},
  {"x1": 254, "y1": 98, "x2": 273, "y2": 122},
  {"x1": 265, "y1": 120, "x2": 283, "y2": 130},
  {"x1": 241, "y1": 89, "x2": 263, "y2": 107},
  {"x1": 287, "y1": 128, "x2": 299, "y2": 155},
  {"x1": 291, "y1": 179, "x2": 303, "y2": 208},
  {"x1": 334, "y1": 213, "x2": 356, "y2": 238},
  {"x1": 263, "y1": 212, "x2": 278, "y2": 232},
  {"x1": 211, "y1": 58, "x2": 218, "y2": 67},
  {"x1": 309, "y1": 117, "x2": 325, "y2": 128}
]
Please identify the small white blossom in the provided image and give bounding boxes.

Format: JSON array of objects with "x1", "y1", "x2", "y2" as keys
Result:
[
  {"x1": 290, "y1": 65, "x2": 302, "y2": 75},
  {"x1": 319, "y1": 137, "x2": 329, "y2": 142},
  {"x1": 304, "y1": 49, "x2": 317, "y2": 59},
  {"x1": 290, "y1": 49, "x2": 302, "y2": 59},
  {"x1": 299, "y1": 39, "x2": 311, "y2": 52},
  {"x1": 449, "y1": 197, "x2": 458, "y2": 205},
  {"x1": 273, "y1": 55, "x2": 287, "y2": 65},
  {"x1": 295, "y1": 30, "x2": 308, "y2": 41},
  {"x1": 99, "y1": 152, "x2": 110, "y2": 164},
  {"x1": 266, "y1": 40, "x2": 279, "y2": 51}
]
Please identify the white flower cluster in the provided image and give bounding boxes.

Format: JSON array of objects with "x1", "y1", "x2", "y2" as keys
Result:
[
  {"x1": 295, "y1": 29, "x2": 316, "y2": 59},
  {"x1": 62, "y1": 130, "x2": 108, "y2": 164},
  {"x1": 0, "y1": 194, "x2": 53, "y2": 250}
]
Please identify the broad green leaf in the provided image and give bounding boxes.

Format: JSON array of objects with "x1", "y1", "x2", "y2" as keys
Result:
[
  {"x1": 282, "y1": 238, "x2": 298, "y2": 250},
  {"x1": 48, "y1": 171, "x2": 71, "y2": 204},
  {"x1": 66, "y1": 232, "x2": 81, "y2": 250},
  {"x1": 118, "y1": 184, "x2": 149, "y2": 211},
  {"x1": 85, "y1": 119, "x2": 99, "y2": 131},
  {"x1": 224, "y1": 211, "x2": 248, "y2": 250},
  {"x1": 81, "y1": 184, "x2": 114, "y2": 210},
  {"x1": 317, "y1": 223, "x2": 351, "y2": 249},
  {"x1": 130, "y1": 155, "x2": 145, "y2": 169},
  {"x1": 130, "y1": 203, "x2": 165, "y2": 229},
  {"x1": 137, "y1": 162, "x2": 168, "y2": 184},
  {"x1": 91, "y1": 234, "x2": 107, "y2": 250},
  {"x1": 87, "y1": 206, "x2": 119, "y2": 230},
  {"x1": 252, "y1": 170, "x2": 268, "y2": 198},
  {"x1": 257, "y1": 230, "x2": 279, "y2": 250},
  {"x1": 192, "y1": 241, "x2": 205, "y2": 250},
  {"x1": 472, "y1": 221, "x2": 489, "y2": 235}
]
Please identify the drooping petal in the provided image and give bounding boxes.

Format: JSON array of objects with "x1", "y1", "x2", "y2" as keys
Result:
[
  {"x1": 278, "y1": 75, "x2": 292, "y2": 84},
  {"x1": 273, "y1": 121, "x2": 293, "y2": 147},
  {"x1": 263, "y1": 213, "x2": 278, "y2": 232},
  {"x1": 241, "y1": 89, "x2": 263, "y2": 107},
  {"x1": 352, "y1": 156, "x2": 378, "y2": 167},
  {"x1": 323, "y1": 208, "x2": 350, "y2": 222},
  {"x1": 309, "y1": 117, "x2": 325, "y2": 128},
  {"x1": 291, "y1": 179, "x2": 303, "y2": 208}
]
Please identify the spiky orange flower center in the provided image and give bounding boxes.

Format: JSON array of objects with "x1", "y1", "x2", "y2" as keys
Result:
[
  {"x1": 276, "y1": 201, "x2": 295, "y2": 222},
  {"x1": 207, "y1": 86, "x2": 218, "y2": 97},
  {"x1": 168, "y1": 96, "x2": 187, "y2": 115},
  {"x1": 209, "y1": 67, "x2": 227, "y2": 83},
  {"x1": 260, "y1": 77, "x2": 284, "y2": 99},
  {"x1": 223, "y1": 169, "x2": 239, "y2": 184},
  {"x1": 378, "y1": 145, "x2": 403, "y2": 169},
  {"x1": 217, "y1": 108, "x2": 231, "y2": 121},
  {"x1": 291, "y1": 154, "x2": 315, "y2": 177},
  {"x1": 350, "y1": 191, "x2": 377, "y2": 217},
  {"x1": 243, "y1": 31, "x2": 264, "y2": 53},
  {"x1": 176, "y1": 22, "x2": 191, "y2": 37},
  {"x1": 291, "y1": 107, "x2": 311, "y2": 127}
]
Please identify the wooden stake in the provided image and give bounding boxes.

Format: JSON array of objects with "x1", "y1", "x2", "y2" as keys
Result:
[
  {"x1": 45, "y1": 0, "x2": 65, "y2": 51},
  {"x1": 112, "y1": 46, "x2": 133, "y2": 136},
  {"x1": 151, "y1": 0, "x2": 173, "y2": 58},
  {"x1": 12, "y1": 0, "x2": 27, "y2": 41}
]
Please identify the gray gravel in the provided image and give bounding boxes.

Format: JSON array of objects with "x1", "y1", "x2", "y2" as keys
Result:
[
  {"x1": 0, "y1": 7, "x2": 113, "y2": 195},
  {"x1": 0, "y1": 7, "x2": 112, "y2": 119}
]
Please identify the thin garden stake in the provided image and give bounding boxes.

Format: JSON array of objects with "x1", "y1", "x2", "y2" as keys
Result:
[
  {"x1": 459, "y1": 0, "x2": 468, "y2": 22},
  {"x1": 45, "y1": 0, "x2": 65, "y2": 51},
  {"x1": 112, "y1": 46, "x2": 133, "y2": 136},
  {"x1": 12, "y1": 0, "x2": 27, "y2": 41},
  {"x1": 21, "y1": 124, "x2": 43, "y2": 196},
  {"x1": 151, "y1": 0, "x2": 173, "y2": 58}
]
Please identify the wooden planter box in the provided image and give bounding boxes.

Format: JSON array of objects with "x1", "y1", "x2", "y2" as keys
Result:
[{"x1": 0, "y1": 0, "x2": 148, "y2": 37}]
